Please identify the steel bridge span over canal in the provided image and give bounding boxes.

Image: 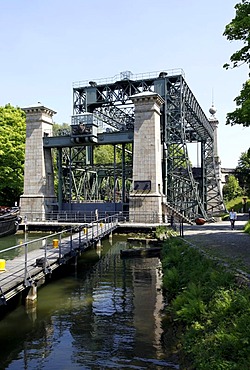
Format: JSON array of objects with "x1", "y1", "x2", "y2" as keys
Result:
[{"x1": 20, "y1": 69, "x2": 225, "y2": 224}]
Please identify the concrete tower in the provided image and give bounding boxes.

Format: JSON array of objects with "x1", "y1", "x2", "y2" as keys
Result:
[
  {"x1": 20, "y1": 104, "x2": 57, "y2": 221},
  {"x1": 129, "y1": 91, "x2": 164, "y2": 223}
]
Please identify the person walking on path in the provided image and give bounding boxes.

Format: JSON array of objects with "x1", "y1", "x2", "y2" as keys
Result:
[{"x1": 229, "y1": 208, "x2": 237, "y2": 230}]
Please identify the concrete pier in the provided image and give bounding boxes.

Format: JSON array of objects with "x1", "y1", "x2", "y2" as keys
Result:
[
  {"x1": 20, "y1": 105, "x2": 57, "y2": 221},
  {"x1": 130, "y1": 92, "x2": 164, "y2": 223}
]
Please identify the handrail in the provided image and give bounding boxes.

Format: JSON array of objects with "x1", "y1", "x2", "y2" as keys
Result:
[
  {"x1": 72, "y1": 68, "x2": 185, "y2": 88},
  {"x1": 0, "y1": 229, "x2": 72, "y2": 255},
  {"x1": 0, "y1": 214, "x2": 120, "y2": 303},
  {"x1": 0, "y1": 214, "x2": 120, "y2": 256}
]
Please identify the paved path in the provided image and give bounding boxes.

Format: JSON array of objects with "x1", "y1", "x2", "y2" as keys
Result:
[{"x1": 182, "y1": 214, "x2": 250, "y2": 274}]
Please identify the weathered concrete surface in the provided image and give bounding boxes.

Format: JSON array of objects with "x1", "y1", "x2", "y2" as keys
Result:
[{"x1": 182, "y1": 214, "x2": 250, "y2": 274}]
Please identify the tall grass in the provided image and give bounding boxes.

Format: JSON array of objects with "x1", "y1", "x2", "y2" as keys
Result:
[{"x1": 161, "y1": 237, "x2": 250, "y2": 369}]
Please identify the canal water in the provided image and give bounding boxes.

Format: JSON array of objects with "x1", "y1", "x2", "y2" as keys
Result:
[{"x1": 0, "y1": 233, "x2": 180, "y2": 370}]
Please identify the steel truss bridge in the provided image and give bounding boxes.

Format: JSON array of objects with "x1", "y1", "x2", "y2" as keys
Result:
[{"x1": 43, "y1": 69, "x2": 225, "y2": 221}]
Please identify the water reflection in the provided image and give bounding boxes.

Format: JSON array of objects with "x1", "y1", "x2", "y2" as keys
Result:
[
  {"x1": 0, "y1": 236, "x2": 179, "y2": 369},
  {"x1": 0, "y1": 232, "x2": 51, "y2": 260}
]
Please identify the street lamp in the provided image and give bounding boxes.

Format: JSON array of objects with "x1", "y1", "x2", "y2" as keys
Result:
[{"x1": 242, "y1": 197, "x2": 247, "y2": 213}]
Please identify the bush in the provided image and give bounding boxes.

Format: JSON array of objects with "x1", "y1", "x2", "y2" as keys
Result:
[
  {"x1": 161, "y1": 237, "x2": 250, "y2": 369},
  {"x1": 223, "y1": 175, "x2": 242, "y2": 202}
]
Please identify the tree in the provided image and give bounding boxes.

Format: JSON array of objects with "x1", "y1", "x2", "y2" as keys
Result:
[
  {"x1": 52, "y1": 122, "x2": 71, "y2": 136},
  {"x1": 223, "y1": 0, "x2": 250, "y2": 126},
  {"x1": 0, "y1": 104, "x2": 26, "y2": 205},
  {"x1": 235, "y1": 147, "x2": 250, "y2": 195},
  {"x1": 222, "y1": 175, "x2": 243, "y2": 201}
]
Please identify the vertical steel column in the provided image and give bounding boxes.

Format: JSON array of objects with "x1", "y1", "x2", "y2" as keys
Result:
[
  {"x1": 200, "y1": 140, "x2": 206, "y2": 211},
  {"x1": 57, "y1": 148, "x2": 63, "y2": 211},
  {"x1": 113, "y1": 145, "x2": 117, "y2": 211},
  {"x1": 69, "y1": 147, "x2": 72, "y2": 212},
  {"x1": 121, "y1": 143, "x2": 126, "y2": 207}
]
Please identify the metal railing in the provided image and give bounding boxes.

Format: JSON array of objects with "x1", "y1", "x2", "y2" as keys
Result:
[
  {"x1": 22, "y1": 210, "x2": 124, "y2": 223},
  {"x1": 0, "y1": 214, "x2": 119, "y2": 303},
  {"x1": 21, "y1": 210, "x2": 167, "y2": 224},
  {"x1": 72, "y1": 68, "x2": 185, "y2": 88}
]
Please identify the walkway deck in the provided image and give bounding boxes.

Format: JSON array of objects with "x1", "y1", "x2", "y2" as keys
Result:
[
  {"x1": 183, "y1": 214, "x2": 250, "y2": 275},
  {"x1": 0, "y1": 218, "x2": 118, "y2": 305}
]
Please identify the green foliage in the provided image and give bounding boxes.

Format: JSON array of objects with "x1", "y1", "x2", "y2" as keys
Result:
[
  {"x1": 226, "y1": 80, "x2": 250, "y2": 127},
  {"x1": 94, "y1": 145, "x2": 115, "y2": 164},
  {"x1": 223, "y1": 0, "x2": 250, "y2": 68},
  {"x1": 226, "y1": 195, "x2": 249, "y2": 213},
  {"x1": 235, "y1": 147, "x2": 250, "y2": 195},
  {"x1": 155, "y1": 225, "x2": 175, "y2": 240},
  {"x1": 0, "y1": 104, "x2": 26, "y2": 205},
  {"x1": 223, "y1": 0, "x2": 250, "y2": 127},
  {"x1": 184, "y1": 288, "x2": 250, "y2": 369},
  {"x1": 244, "y1": 220, "x2": 250, "y2": 234},
  {"x1": 161, "y1": 237, "x2": 250, "y2": 369},
  {"x1": 168, "y1": 144, "x2": 190, "y2": 167},
  {"x1": 94, "y1": 144, "x2": 132, "y2": 165},
  {"x1": 53, "y1": 122, "x2": 70, "y2": 136},
  {"x1": 222, "y1": 175, "x2": 243, "y2": 201},
  {"x1": 172, "y1": 282, "x2": 206, "y2": 325}
]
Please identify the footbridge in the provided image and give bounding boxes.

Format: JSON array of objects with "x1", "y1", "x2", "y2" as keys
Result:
[
  {"x1": 20, "y1": 69, "x2": 225, "y2": 224},
  {"x1": 0, "y1": 215, "x2": 118, "y2": 305}
]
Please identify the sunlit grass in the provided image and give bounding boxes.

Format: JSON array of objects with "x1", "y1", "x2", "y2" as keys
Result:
[
  {"x1": 244, "y1": 220, "x2": 250, "y2": 234},
  {"x1": 225, "y1": 196, "x2": 250, "y2": 213}
]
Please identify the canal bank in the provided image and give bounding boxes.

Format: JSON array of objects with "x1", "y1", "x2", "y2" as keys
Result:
[{"x1": 162, "y1": 220, "x2": 250, "y2": 370}]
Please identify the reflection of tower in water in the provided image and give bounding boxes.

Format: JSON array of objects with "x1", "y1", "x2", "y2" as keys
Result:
[{"x1": 132, "y1": 258, "x2": 164, "y2": 357}]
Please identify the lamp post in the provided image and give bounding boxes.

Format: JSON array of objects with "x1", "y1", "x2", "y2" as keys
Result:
[{"x1": 242, "y1": 197, "x2": 247, "y2": 213}]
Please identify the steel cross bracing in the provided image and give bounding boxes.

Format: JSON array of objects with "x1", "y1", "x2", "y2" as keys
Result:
[
  {"x1": 58, "y1": 146, "x2": 132, "y2": 204},
  {"x1": 94, "y1": 105, "x2": 134, "y2": 132},
  {"x1": 163, "y1": 75, "x2": 224, "y2": 218},
  {"x1": 71, "y1": 70, "x2": 225, "y2": 219}
]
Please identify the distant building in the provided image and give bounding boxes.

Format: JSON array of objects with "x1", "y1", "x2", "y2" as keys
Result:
[{"x1": 220, "y1": 168, "x2": 235, "y2": 187}]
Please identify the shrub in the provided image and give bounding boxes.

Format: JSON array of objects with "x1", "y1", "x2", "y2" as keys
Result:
[{"x1": 161, "y1": 237, "x2": 250, "y2": 369}]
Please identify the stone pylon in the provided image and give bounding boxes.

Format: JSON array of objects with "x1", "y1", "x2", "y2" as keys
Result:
[
  {"x1": 20, "y1": 105, "x2": 57, "y2": 221},
  {"x1": 129, "y1": 92, "x2": 164, "y2": 223},
  {"x1": 208, "y1": 105, "x2": 223, "y2": 197}
]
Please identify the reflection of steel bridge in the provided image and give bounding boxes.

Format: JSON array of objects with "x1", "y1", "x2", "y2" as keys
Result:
[{"x1": 44, "y1": 69, "x2": 225, "y2": 221}]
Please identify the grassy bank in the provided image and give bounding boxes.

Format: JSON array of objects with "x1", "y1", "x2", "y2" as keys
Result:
[
  {"x1": 161, "y1": 237, "x2": 250, "y2": 369},
  {"x1": 244, "y1": 220, "x2": 250, "y2": 234}
]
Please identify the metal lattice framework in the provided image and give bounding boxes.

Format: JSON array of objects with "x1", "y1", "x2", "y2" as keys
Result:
[
  {"x1": 56, "y1": 145, "x2": 132, "y2": 206},
  {"x1": 163, "y1": 74, "x2": 224, "y2": 218},
  {"x1": 44, "y1": 69, "x2": 225, "y2": 220}
]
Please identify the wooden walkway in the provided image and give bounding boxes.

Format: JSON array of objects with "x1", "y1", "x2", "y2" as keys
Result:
[{"x1": 0, "y1": 217, "x2": 118, "y2": 305}]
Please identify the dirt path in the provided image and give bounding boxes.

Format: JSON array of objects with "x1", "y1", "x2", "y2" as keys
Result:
[{"x1": 182, "y1": 214, "x2": 250, "y2": 274}]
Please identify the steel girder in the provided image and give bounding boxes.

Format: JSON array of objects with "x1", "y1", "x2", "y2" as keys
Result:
[
  {"x1": 163, "y1": 74, "x2": 224, "y2": 218},
  {"x1": 57, "y1": 145, "x2": 132, "y2": 205},
  {"x1": 67, "y1": 70, "x2": 224, "y2": 218},
  {"x1": 181, "y1": 77, "x2": 224, "y2": 215}
]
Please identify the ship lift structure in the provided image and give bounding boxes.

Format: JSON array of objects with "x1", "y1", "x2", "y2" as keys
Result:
[{"x1": 43, "y1": 69, "x2": 225, "y2": 222}]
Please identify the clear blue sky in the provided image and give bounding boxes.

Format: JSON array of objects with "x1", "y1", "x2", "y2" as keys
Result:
[{"x1": 0, "y1": 0, "x2": 249, "y2": 168}]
